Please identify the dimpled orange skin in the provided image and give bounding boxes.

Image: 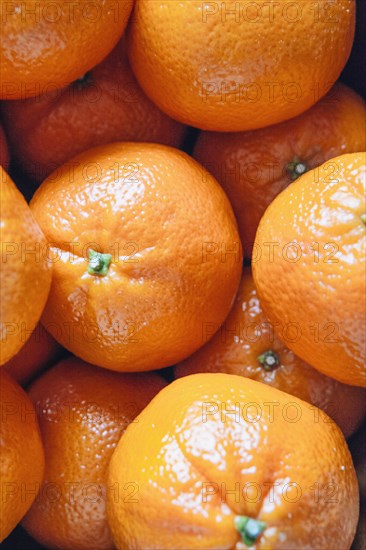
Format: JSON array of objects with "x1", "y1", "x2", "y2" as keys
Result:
[
  {"x1": 0, "y1": 167, "x2": 52, "y2": 365},
  {"x1": 4, "y1": 323, "x2": 63, "y2": 386},
  {"x1": 0, "y1": 0, "x2": 134, "y2": 100},
  {"x1": 107, "y1": 373, "x2": 359, "y2": 550},
  {"x1": 0, "y1": 38, "x2": 186, "y2": 183},
  {"x1": 0, "y1": 370, "x2": 44, "y2": 542},
  {"x1": 175, "y1": 269, "x2": 366, "y2": 438},
  {"x1": 30, "y1": 142, "x2": 242, "y2": 372},
  {"x1": 194, "y1": 83, "x2": 366, "y2": 258},
  {"x1": 127, "y1": 0, "x2": 355, "y2": 132},
  {"x1": 253, "y1": 152, "x2": 366, "y2": 387},
  {"x1": 22, "y1": 357, "x2": 166, "y2": 550}
]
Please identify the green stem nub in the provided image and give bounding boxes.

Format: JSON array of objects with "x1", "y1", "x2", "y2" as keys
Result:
[
  {"x1": 235, "y1": 516, "x2": 266, "y2": 546},
  {"x1": 287, "y1": 157, "x2": 308, "y2": 181},
  {"x1": 257, "y1": 350, "x2": 280, "y2": 371},
  {"x1": 88, "y1": 249, "x2": 112, "y2": 276},
  {"x1": 361, "y1": 213, "x2": 366, "y2": 225}
]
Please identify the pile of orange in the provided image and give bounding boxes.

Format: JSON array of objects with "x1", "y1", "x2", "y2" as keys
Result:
[{"x1": 1, "y1": 1, "x2": 365, "y2": 549}]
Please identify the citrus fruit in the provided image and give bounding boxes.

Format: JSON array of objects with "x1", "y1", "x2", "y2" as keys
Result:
[
  {"x1": 4, "y1": 323, "x2": 63, "y2": 386},
  {"x1": 107, "y1": 373, "x2": 359, "y2": 549},
  {"x1": 0, "y1": 370, "x2": 44, "y2": 542},
  {"x1": 1, "y1": 37, "x2": 186, "y2": 183},
  {"x1": 194, "y1": 83, "x2": 366, "y2": 257},
  {"x1": 0, "y1": 167, "x2": 52, "y2": 365},
  {"x1": 253, "y1": 152, "x2": 366, "y2": 387},
  {"x1": 175, "y1": 269, "x2": 366, "y2": 438},
  {"x1": 0, "y1": 0, "x2": 134, "y2": 99},
  {"x1": 128, "y1": 0, "x2": 355, "y2": 131},
  {"x1": 30, "y1": 142, "x2": 242, "y2": 372},
  {"x1": 22, "y1": 356, "x2": 166, "y2": 550},
  {"x1": 0, "y1": 121, "x2": 9, "y2": 169}
]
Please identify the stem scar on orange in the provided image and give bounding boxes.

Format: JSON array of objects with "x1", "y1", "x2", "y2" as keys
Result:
[
  {"x1": 193, "y1": 83, "x2": 366, "y2": 258},
  {"x1": 174, "y1": 268, "x2": 366, "y2": 438},
  {"x1": 0, "y1": 37, "x2": 187, "y2": 183},
  {"x1": 107, "y1": 373, "x2": 359, "y2": 549},
  {"x1": 253, "y1": 152, "x2": 366, "y2": 387},
  {"x1": 1, "y1": 0, "x2": 134, "y2": 99},
  {"x1": 30, "y1": 142, "x2": 242, "y2": 372}
]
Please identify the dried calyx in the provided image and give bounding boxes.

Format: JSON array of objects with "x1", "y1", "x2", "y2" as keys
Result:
[
  {"x1": 287, "y1": 157, "x2": 308, "y2": 181},
  {"x1": 257, "y1": 350, "x2": 280, "y2": 371}
]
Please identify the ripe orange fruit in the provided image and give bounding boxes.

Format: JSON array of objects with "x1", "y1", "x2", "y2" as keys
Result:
[
  {"x1": 128, "y1": 0, "x2": 355, "y2": 131},
  {"x1": 107, "y1": 373, "x2": 359, "y2": 549},
  {"x1": 4, "y1": 323, "x2": 63, "y2": 386},
  {"x1": 1, "y1": 0, "x2": 134, "y2": 99},
  {"x1": 175, "y1": 269, "x2": 366, "y2": 438},
  {"x1": 0, "y1": 370, "x2": 44, "y2": 542},
  {"x1": 0, "y1": 121, "x2": 9, "y2": 169},
  {"x1": 253, "y1": 152, "x2": 366, "y2": 387},
  {"x1": 0, "y1": 167, "x2": 52, "y2": 365},
  {"x1": 22, "y1": 357, "x2": 166, "y2": 550},
  {"x1": 29, "y1": 142, "x2": 242, "y2": 372},
  {"x1": 1, "y1": 38, "x2": 186, "y2": 183},
  {"x1": 194, "y1": 83, "x2": 366, "y2": 257}
]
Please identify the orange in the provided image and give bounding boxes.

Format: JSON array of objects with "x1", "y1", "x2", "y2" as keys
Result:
[
  {"x1": 0, "y1": 121, "x2": 9, "y2": 169},
  {"x1": 0, "y1": 37, "x2": 186, "y2": 183},
  {"x1": 4, "y1": 322, "x2": 63, "y2": 386},
  {"x1": 30, "y1": 142, "x2": 242, "y2": 372},
  {"x1": 0, "y1": 370, "x2": 44, "y2": 542},
  {"x1": 253, "y1": 152, "x2": 366, "y2": 387},
  {"x1": 107, "y1": 373, "x2": 359, "y2": 549},
  {"x1": 0, "y1": 167, "x2": 52, "y2": 365},
  {"x1": 22, "y1": 356, "x2": 166, "y2": 550},
  {"x1": 0, "y1": 0, "x2": 133, "y2": 100},
  {"x1": 194, "y1": 83, "x2": 366, "y2": 257},
  {"x1": 128, "y1": 0, "x2": 355, "y2": 131},
  {"x1": 175, "y1": 269, "x2": 366, "y2": 438}
]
